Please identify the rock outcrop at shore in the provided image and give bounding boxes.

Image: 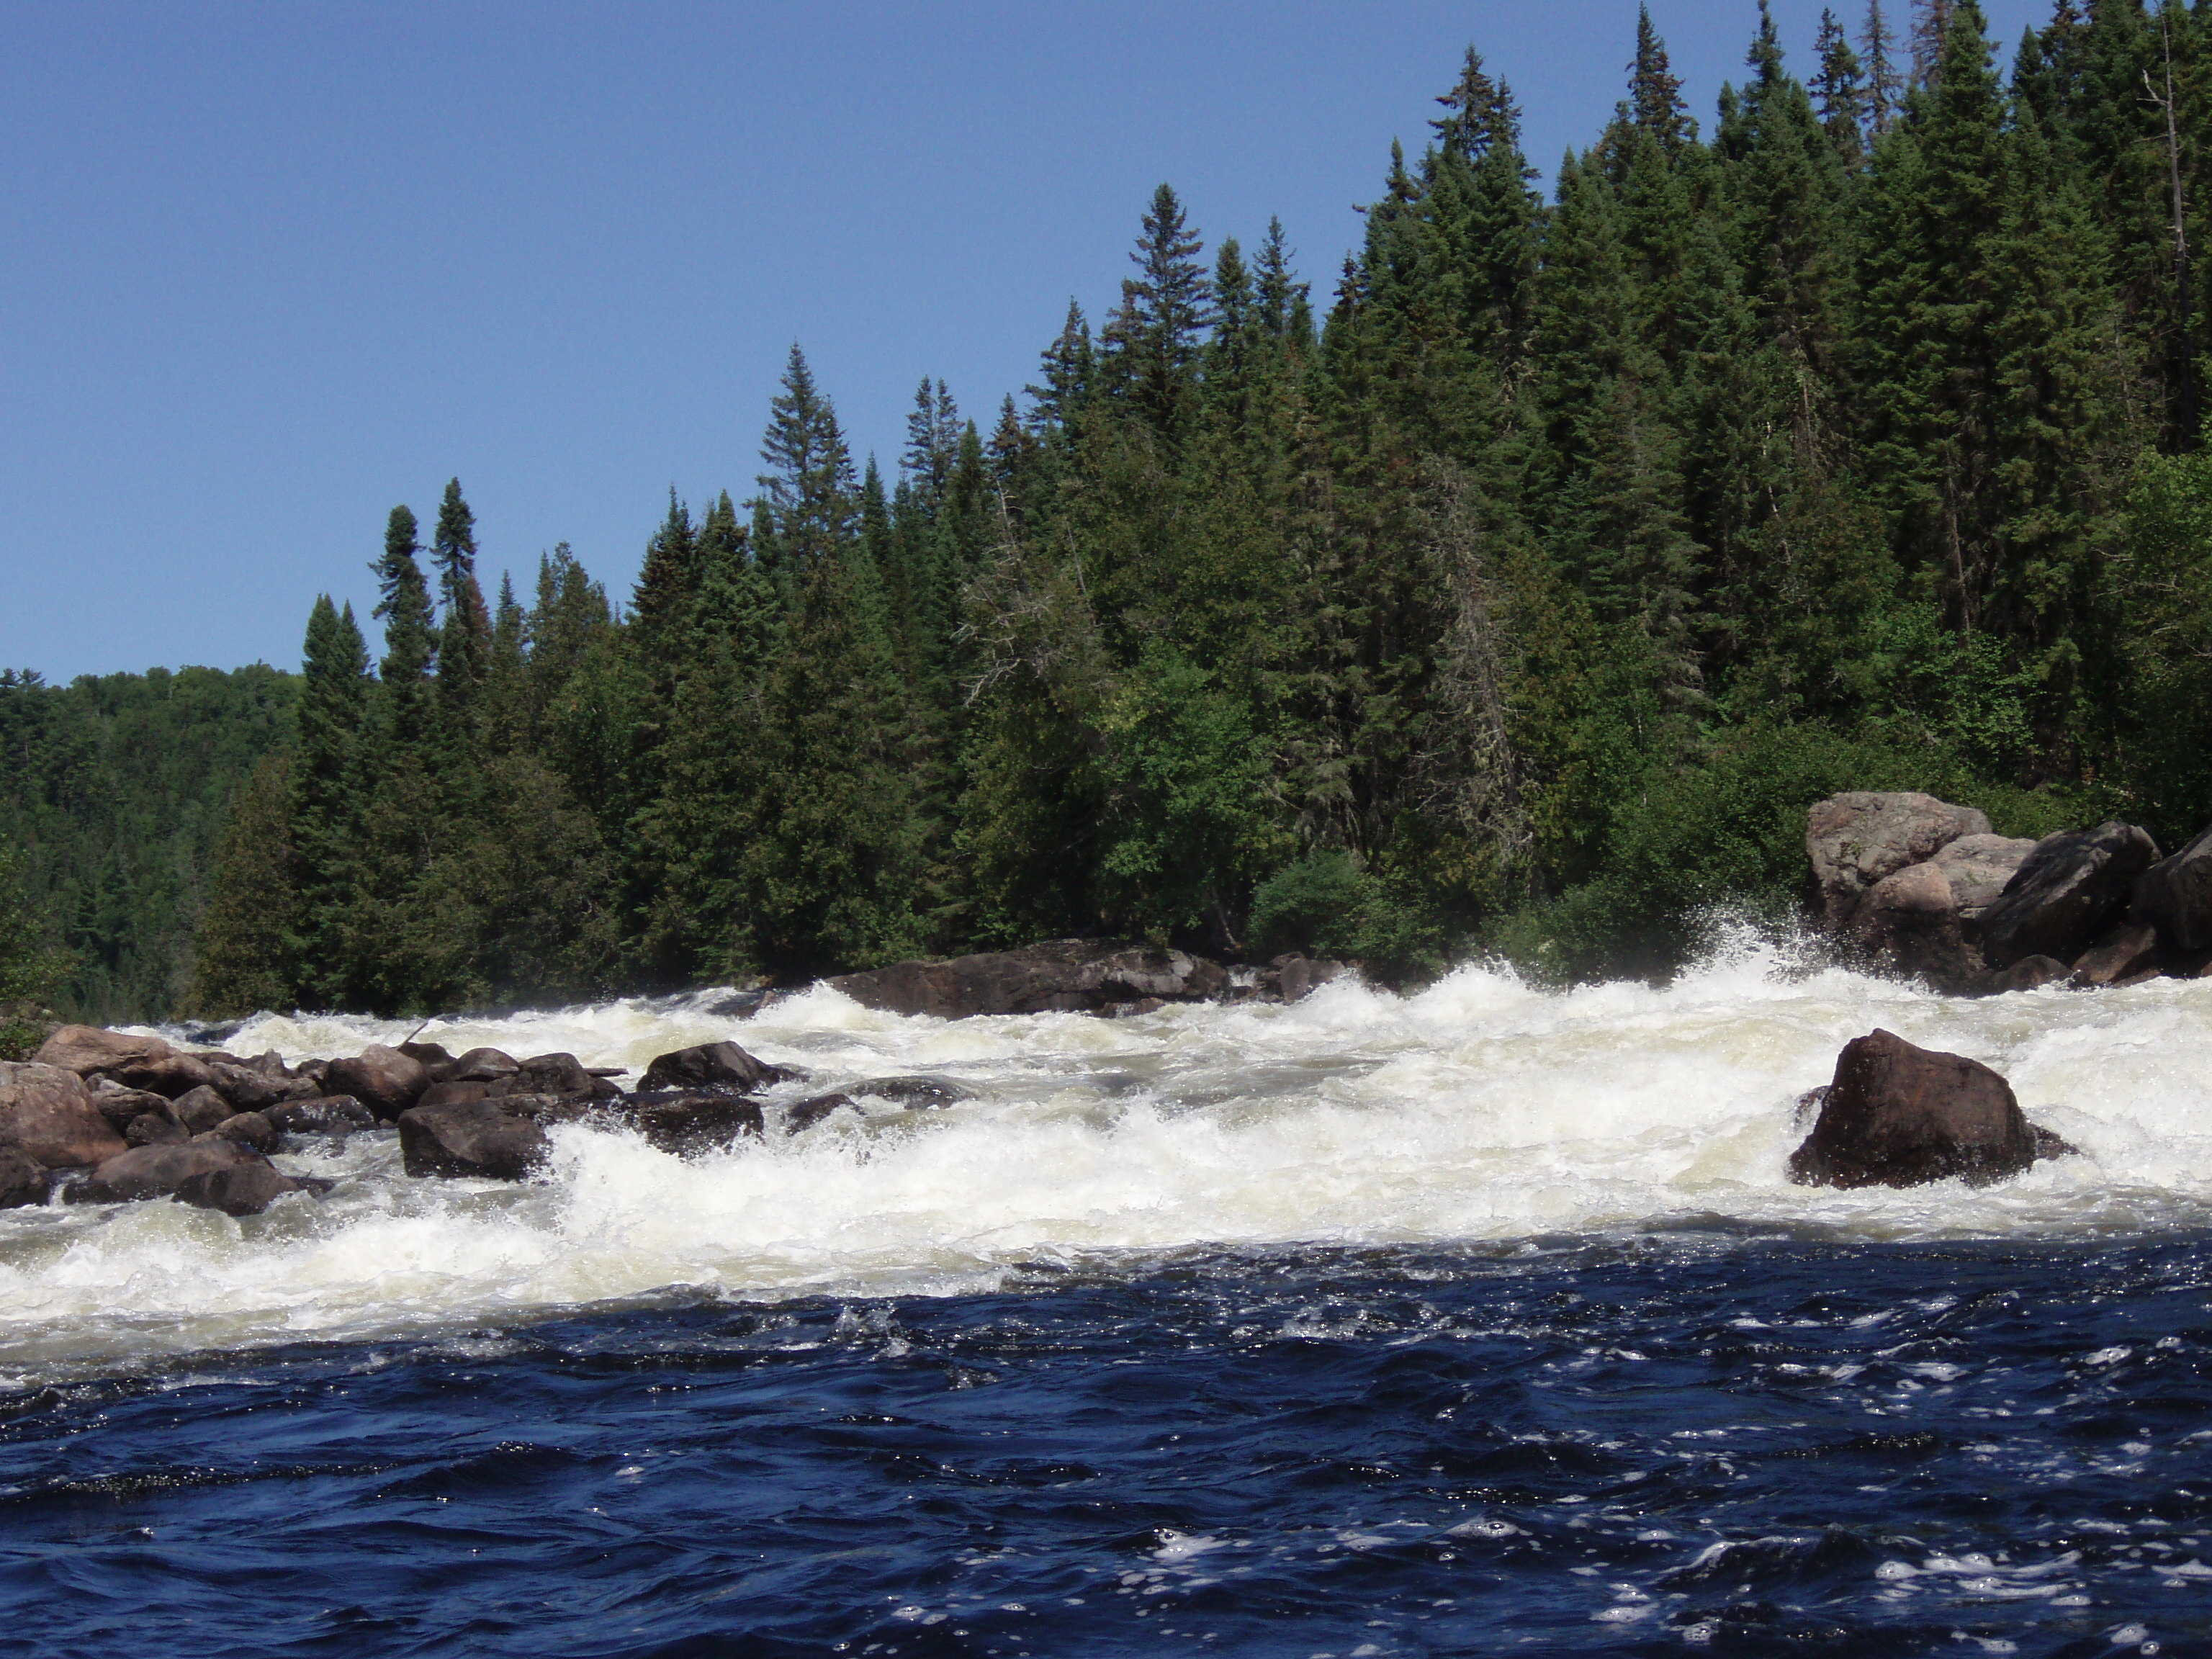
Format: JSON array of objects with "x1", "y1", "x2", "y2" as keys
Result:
[
  {"x1": 1802, "y1": 792, "x2": 2212, "y2": 994},
  {"x1": 1789, "y1": 1029, "x2": 2074, "y2": 1189}
]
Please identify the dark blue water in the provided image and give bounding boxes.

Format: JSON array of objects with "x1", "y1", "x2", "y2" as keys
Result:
[{"x1": 4, "y1": 1233, "x2": 2209, "y2": 1657}]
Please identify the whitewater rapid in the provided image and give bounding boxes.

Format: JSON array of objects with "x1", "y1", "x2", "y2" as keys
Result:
[{"x1": 6, "y1": 926, "x2": 2212, "y2": 1380}]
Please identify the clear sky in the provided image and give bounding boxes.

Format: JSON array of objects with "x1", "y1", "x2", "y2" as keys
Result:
[{"x1": 4, "y1": 0, "x2": 2046, "y2": 681}]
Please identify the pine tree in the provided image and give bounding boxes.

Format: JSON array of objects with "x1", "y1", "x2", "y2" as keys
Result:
[
  {"x1": 1863, "y1": 0, "x2": 1903, "y2": 135},
  {"x1": 1812, "y1": 8, "x2": 1869, "y2": 166},
  {"x1": 289, "y1": 595, "x2": 372, "y2": 1004},
  {"x1": 1629, "y1": 6, "x2": 1694, "y2": 154},
  {"x1": 372, "y1": 504, "x2": 435, "y2": 747},
  {"x1": 754, "y1": 344, "x2": 858, "y2": 578},
  {"x1": 1102, "y1": 184, "x2": 1213, "y2": 439},
  {"x1": 431, "y1": 478, "x2": 490, "y2": 736}
]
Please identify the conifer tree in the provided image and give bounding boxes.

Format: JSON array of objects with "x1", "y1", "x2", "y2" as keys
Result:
[
  {"x1": 1812, "y1": 9, "x2": 1869, "y2": 166},
  {"x1": 754, "y1": 344, "x2": 858, "y2": 578},
  {"x1": 288, "y1": 595, "x2": 372, "y2": 1004},
  {"x1": 372, "y1": 504, "x2": 435, "y2": 746},
  {"x1": 431, "y1": 478, "x2": 490, "y2": 732},
  {"x1": 1102, "y1": 184, "x2": 1213, "y2": 439},
  {"x1": 1863, "y1": 0, "x2": 1903, "y2": 135}
]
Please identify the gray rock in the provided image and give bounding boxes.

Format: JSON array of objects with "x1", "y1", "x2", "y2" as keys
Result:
[
  {"x1": 0, "y1": 1145, "x2": 49, "y2": 1208},
  {"x1": 266, "y1": 1096, "x2": 377, "y2": 1137},
  {"x1": 1805, "y1": 793, "x2": 1992, "y2": 930},
  {"x1": 1979, "y1": 822, "x2": 2162, "y2": 970},
  {"x1": 1930, "y1": 834, "x2": 2038, "y2": 919},
  {"x1": 848, "y1": 1076, "x2": 977, "y2": 1108},
  {"x1": 783, "y1": 1093, "x2": 859, "y2": 1133},
  {"x1": 611, "y1": 1092, "x2": 766, "y2": 1155}
]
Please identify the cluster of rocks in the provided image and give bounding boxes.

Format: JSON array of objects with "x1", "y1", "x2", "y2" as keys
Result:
[
  {"x1": 1807, "y1": 791, "x2": 2212, "y2": 993},
  {"x1": 0, "y1": 1025, "x2": 982, "y2": 1220},
  {"x1": 823, "y1": 938, "x2": 1346, "y2": 1019}
]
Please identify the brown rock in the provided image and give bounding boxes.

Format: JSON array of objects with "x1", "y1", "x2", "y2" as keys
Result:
[
  {"x1": 611, "y1": 1092, "x2": 767, "y2": 1155},
  {"x1": 205, "y1": 1059, "x2": 287, "y2": 1112},
  {"x1": 209, "y1": 1111, "x2": 280, "y2": 1154},
  {"x1": 417, "y1": 1080, "x2": 494, "y2": 1108},
  {"x1": 1989, "y1": 955, "x2": 2071, "y2": 992},
  {"x1": 396, "y1": 1102, "x2": 550, "y2": 1181},
  {"x1": 848, "y1": 1076, "x2": 976, "y2": 1108},
  {"x1": 639, "y1": 1040, "x2": 786, "y2": 1095},
  {"x1": 0, "y1": 1145, "x2": 49, "y2": 1208},
  {"x1": 486, "y1": 1053, "x2": 613, "y2": 1102},
  {"x1": 1789, "y1": 1028, "x2": 2060, "y2": 1189},
  {"x1": 0, "y1": 1061, "x2": 128, "y2": 1169},
  {"x1": 783, "y1": 1092, "x2": 859, "y2": 1133},
  {"x1": 1851, "y1": 860, "x2": 1980, "y2": 988},
  {"x1": 174, "y1": 1161, "x2": 323, "y2": 1218},
  {"x1": 1277, "y1": 955, "x2": 1349, "y2": 1004},
  {"x1": 70, "y1": 1139, "x2": 264, "y2": 1205},
  {"x1": 170, "y1": 1084, "x2": 235, "y2": 1135},
  {"x1": 324, "y1": 1045, "x2": 431, "y2": 1121},
  {"x1": 32, "y1": 1025, "x2": 173, "y2": 1076},
  {"x1": 125, "y1": 1111, "x2": 189, "y2": 1147},
  {"x1": 266, "y1": 1096, "x2": 377, "y2": 1137},
  {"x1": 2072, "y1": 922, "x2": 2162, "y2": 989},
  {"x1": 86, "y1": 1079, "x2": 175, "y2": 1135},
  {"x1": 398, "y1": 1040, "x2": 457, "y2": 1071},
  {"x1": 109, "y1": 1051, "x2": 225, "y2": 1100},
  {"x1": 1805, "y1": 793, "x2": 1992, "y2": 930},
  {"x1": 441, "y1": 1046, "x2": 519, "y2": 1084}
]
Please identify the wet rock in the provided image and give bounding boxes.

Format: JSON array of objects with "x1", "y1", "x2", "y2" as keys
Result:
[
  {"x1": 441, "y1": 1046, "x2": 519, "y2": 1084},
  {"x1": 848, "y1": 1076, "x2": 977, "y2": 1109},
  {"x1": 2131, "y1": 822, "x2": 2212, "y2": 953},
  {"x1": 639, "y1": 1040, "x2": 787, "y2": 1095},
  {"x1": 1850, "y1": 860, "x2": 1982, "y2": 989},
  {"x1": 176, "y1": 1161, "x2": 326, "y2": 1218},
  {"x1": 109, "y1": 1051, "x2": 225, "y2": 1100},
  {"x1": 1805, "y1": 793, "x2": 1991, "y2": 930},
  {"x1": 783, "y1": 1092, "x2": 858, "y2": 1133},
  {"x1": 0, "y1": 1145, "x2": 49, "y2": 1208},
  {"x1": 1789, "y1": 1028, "x2": 2064, "y2": 1190},
  {"x1": 208, "y1": 1110, "x2": 280, "y2": 1154},
  {"x1": 398, "y1": 1040, "x2": 456, "y2": 1071},
  {"x1": 701, "y1": 989, "x2": 772, "y2": 1020},
  {"x1": 1276, "y1": 955, "x2": 1349, "y2": 1004},
  {"x1": 32, "y1": 1025, "x2": 173, "y2": 1076},
  {"x1": 827, "y1": 938, "x2": 1231, "y2": 1020},
  {"x1": 170, "y1": 1084, "x2": 236, "y2": 1135},
  {"x1": 324, "y1": 1044, "x2": 431, "y2": 1121},
  {"x1": 417, "y1": 1079, "x2": 494, "y2": 1108},
  {"x1": 68, "y1": 1139, "x2": 314, "y2": 1215},
  {"x1": 1979, "y1": 822, "x2": 2161, "y2": 970},
  {"x1": 204, "y1": 1059, "x2": 287, "y2": 1112},
  {"x1": 396, "y1": 1102, "x2": 550, "y2": 1180},
  {"x1": 612, "y1": 1092, "x2": 765, "y2": 1155},
  {"x1": 86, "y1": 1079, "x2": 175, "y2": 1136},
  {"x1": 0, "y1": 1061, "x2": 128, "y2": 1169},
  {"x1": 2071, "y1": 922, "x2": 2162, "y2": 989},
  {"x1": 266, "y1": 1096, "x2": 377, "y2": 1138},
  {"x1": 502, "y1": 1053, "x2": 617, "y2": 1101},
  {"x1": 125, "y1": 1111, "x2": 190, "y2": 1147},
  {"x1": 1988, "y1": 955, "x2": 2071, "y2": 993}
]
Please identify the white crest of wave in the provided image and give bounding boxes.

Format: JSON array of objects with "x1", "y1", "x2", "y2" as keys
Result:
[{"x1": 9, "y1": 921, "x2": 2212, "y2": 1375}]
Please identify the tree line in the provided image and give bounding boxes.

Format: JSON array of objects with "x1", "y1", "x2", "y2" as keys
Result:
[{"x1": 159, "y1": 0, "x2": 2212, "y2": 1015}]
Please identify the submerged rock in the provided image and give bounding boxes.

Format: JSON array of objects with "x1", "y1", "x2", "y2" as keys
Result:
[
  {"x1": 611, "y1": 1092, "x2": 766, "y2": 1155},
  {"x1": 848, "y1": 1076, "x2": 976, "y2": 1108},
  {"x1": 266, "y1": 1096, "x2": 377, "y2": 1138},
  {"x1": 827, "y1": 939, "x2": 1229, "y2": 1020},
  {"x1": 1789, "y1": 1029, "x2": 2072, "y2": 1190}
]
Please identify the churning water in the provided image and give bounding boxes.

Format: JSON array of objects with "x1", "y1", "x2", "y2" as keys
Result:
[{"x1": 4, "y1": 927, "x2": 2210, "y2": 1655}]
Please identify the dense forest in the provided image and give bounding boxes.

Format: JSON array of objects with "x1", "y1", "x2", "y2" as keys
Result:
[{"x1": 12, "y1": 0, "x2": 2212, "y2": 1024}]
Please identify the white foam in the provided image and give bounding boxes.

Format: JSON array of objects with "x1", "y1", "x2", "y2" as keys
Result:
[{"x1": 24, "y1": 934, "x2": 2212, "y2": 1376}]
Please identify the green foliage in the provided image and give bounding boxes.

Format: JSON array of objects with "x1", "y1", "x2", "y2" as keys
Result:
[{"x1": 37, "y1": 2, "x2": 2212, "y2": 1015}]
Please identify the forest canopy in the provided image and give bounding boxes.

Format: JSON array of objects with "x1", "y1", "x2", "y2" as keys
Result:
[{"x1": 13, "y1": 0, "x2": 2212, "y2": 1021}]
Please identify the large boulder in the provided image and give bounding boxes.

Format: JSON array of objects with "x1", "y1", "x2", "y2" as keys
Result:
[
  {"x1": 1850, "y1": 860, "x2": 1980, "y2": 988},
  {"x1": 486, "y1": 1053, "x2": 617, "y2": 1102},
  {"x1": 1806, "y1": 794, "x2": 1992, "y2": 930},
  {"x1": 68, "y1": 1140, "x2": 318, "y2": 1215},
  {"x1": 1930, "y1": 835, "x2": 2039, "y2": 921},
  {"x1": 639, "y1": 1040, "x2": 786, "y2": 1095},
  {"x1": 1978, "y1": 822, "x2": 2161, "y2": 970},
  {"x1": 323, "y1": 1045, "x2": 431, "y2": 1121},
  {"x1": 826, "y1": 939, "x2": 1231, "y2": 1020},
  {"x1": 0, "y1": 1062, "x2": 129, "y2": 1169},
  {"x1": 2131, "y1": 822, "x2": 2212, "y2": 953},
  {"x1": 1789, "y1": 1029, "x2": 2065, "y2": 1189},
  {"x1": 441, "y1": 1046, "x2": 519, "y2": 1084},
  {"x1": 170, "y1": 1085, "x2": 236, "y2": 1136},
  {"x1": 32, "y1": 1025, "x2": 173, "y2": 1076},
  {"x1": 396, "y1": 1102, "x2": 550, "y2": 1180},
  {"x1": 266, "y1": 1096, "x2": 377, "y2": 1138}
]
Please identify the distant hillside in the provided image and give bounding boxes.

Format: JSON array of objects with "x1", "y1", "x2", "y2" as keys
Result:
[{"x1": 0, "y1": 665, "x2": 297, "y2": 1021}]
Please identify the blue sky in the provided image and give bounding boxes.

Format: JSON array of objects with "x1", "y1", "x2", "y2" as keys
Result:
[{"x1": 4, "y1": 1, "x2": 2044, "y2": 680}]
